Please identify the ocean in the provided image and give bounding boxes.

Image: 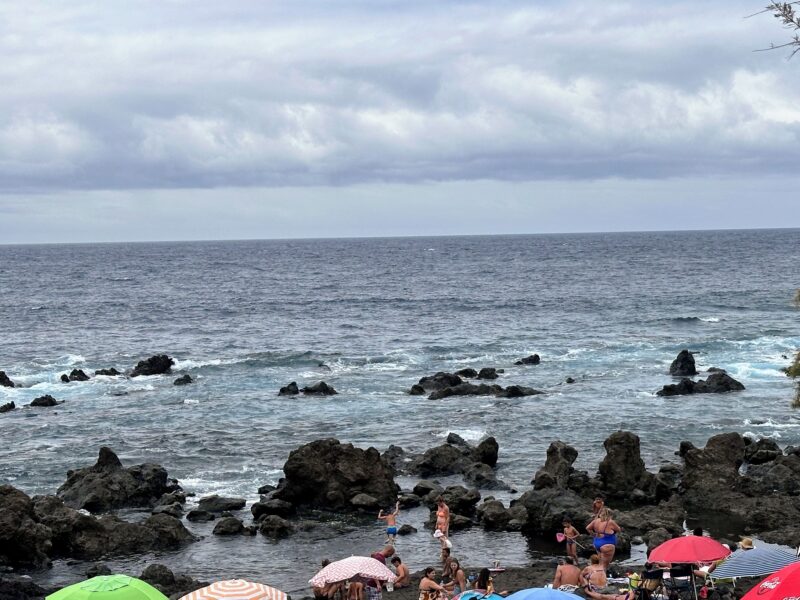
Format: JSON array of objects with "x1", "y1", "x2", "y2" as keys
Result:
[{"x1": 1, "y1": 229, "x2": 799, "y2": 591}]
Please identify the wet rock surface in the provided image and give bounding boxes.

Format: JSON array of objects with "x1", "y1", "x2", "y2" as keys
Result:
[
  {"x1": 30, "y1": 395, "x2": 59, "y2": 407},
  {"x1": 0, "y1": 371, "x2": 16, "y2": 388},
  {"x1": 173, "y1": 374, "x2": 193, "y2": 386},
  {"x1": 0, "y1": 401, "x2": 16, "y2": 413},
  {"x1": 514, "y1": 354, "x2": 541, "y2": 365},
  {"x1": 657, "y1": 372, "x2": 745, "y2": 396},
  {"x1": 669, "y1": 349, "x2": 697, "y2": 376},
  {"x1": 272, "y1": 438, "x2": 397, "y2": 511},
  {"x1": 302, "y1": 381, "x2": 337, "y2": 395},
  {"x1": 130, "y1": 354, "x2": 175, "y2": 377},
  {"x1": 279, "y1": 381, "x2": 299, "y2": 395},
  {"x1": 57, "y1": 447, "x2": 177, "y2": 513}
]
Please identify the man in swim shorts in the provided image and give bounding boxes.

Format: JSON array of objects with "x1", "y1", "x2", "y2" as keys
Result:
[{"x1": 378, "y1": 502, "x2": 400, "y2": 544}]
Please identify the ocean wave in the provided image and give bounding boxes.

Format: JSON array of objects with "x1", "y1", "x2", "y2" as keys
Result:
[
  {"x1": 743, "y1": 418, "x2": 800, "y2": 429},
  {"x1": 670, "y1": 316, "x2": 721, "y2": 323},
  {"x1": 183, "y1": 398, "x2": 200, "y2": 405},
  {"x1": 744, "y1": 430, "x2": 783, "y2": 440},
  {"x1": 435, "y1": 429, "x2": 488, "y2": 442}
]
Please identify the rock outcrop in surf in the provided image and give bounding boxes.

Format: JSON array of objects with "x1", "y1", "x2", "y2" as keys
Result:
[
  {"x1": 657, "y1": 372, "x2": 745, "y2": 396},
  {"x1": 57, "y1": 447, "x2": 180, "y2": 513}
]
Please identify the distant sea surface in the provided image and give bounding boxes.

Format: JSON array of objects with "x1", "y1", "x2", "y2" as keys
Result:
[{"x1": 1, "y1": 230, "x2": 799, "y2": 591}]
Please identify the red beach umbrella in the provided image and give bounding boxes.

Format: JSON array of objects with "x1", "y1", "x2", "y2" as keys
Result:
[
  {"x1": 649, "y1": 535, "x2": 732, "y2": 564},
  {"x1": 741, "y1": 561, "x2": 800, "y2": 600}
]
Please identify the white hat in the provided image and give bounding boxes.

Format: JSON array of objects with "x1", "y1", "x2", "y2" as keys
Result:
[{"x1": 433, "y1": 529, "x2": 443, "y2": 538}]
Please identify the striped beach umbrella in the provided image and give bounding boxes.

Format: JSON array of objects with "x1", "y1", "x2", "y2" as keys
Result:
[
  {"x1": 178, "y1": 580, "x2": 287, "y2": 600},
  {"x1": 711, "y1": 544, "x2": 800, "y2": 580},
  {"x1": 48, "y1": 575, "x2": 167, "y2": 600},
  {"x1": 309, "y1": 556, "x2": 396, "y2": 588}
]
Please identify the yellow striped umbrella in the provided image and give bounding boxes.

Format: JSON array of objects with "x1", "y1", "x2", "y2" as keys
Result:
[{"x1": 178, "y1": 580, "x2": 286, "y2": 600}]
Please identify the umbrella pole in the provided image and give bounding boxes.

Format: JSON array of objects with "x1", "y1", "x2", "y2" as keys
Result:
[{"x1": 692, "y1": 572, "x2": 698, "y2": 600}]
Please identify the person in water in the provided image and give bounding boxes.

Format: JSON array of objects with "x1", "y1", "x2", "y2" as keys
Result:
[
  {"x1": 378, "y1": 501, "x2": 400, "y2": 544},
  {"x1": 587, "y1": 507, "x2": 621, "y2": 570}
]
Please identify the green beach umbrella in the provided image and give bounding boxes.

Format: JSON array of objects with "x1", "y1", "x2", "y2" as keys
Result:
[{"x1": 47, "y1": 575, "x2": 168, "y2": 600}]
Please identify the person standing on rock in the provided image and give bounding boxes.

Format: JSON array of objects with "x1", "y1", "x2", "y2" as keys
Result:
[
  {"x1": 586, "y1": 508, "x2": 621, "y2": 571},
  {"x1": 435, "y1": 496, "x2": 451, "y2": 549},
  {"x1": 591, "y1": 496, "x2": 605, "y2": 517},
  {"x1": 562, "y1": 518, "x2": 580, "y2": 561},
  {"x1": 378, "y1": 501, "x2": 400, "y2": 545}
]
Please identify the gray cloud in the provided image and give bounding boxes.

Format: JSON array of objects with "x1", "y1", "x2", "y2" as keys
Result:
[{"x1": 1, "y1": 0, "x2": 798, "y2": 193}]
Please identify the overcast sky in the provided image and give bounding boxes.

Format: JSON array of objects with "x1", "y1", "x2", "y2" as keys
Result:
[{"x1": 1, "y1": 0, "x2": 798, "y2": 243}]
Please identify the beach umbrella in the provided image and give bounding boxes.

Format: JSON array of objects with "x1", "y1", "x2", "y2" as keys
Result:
[
  {"x1": 505, "y1": 588, "x2": 578, "y2": 600},
  {"x1": 309, "y1": 556, "x2": 396, "y2": 587},
  {"x1": 649, "y1": 536, "x2": 731, "y2": 564},
  {"x1": 741, "y1": 562, "x2": 800, "y2": 600},
  {"x1": 711, "y1": 544, "x2": 800, "y2": 580},
  {"x1": 47, "y1": 575, "x2": 167, "y2": 600},
  {"x1": 453, "y1": 592, "x2": 506, "y2": 600},
  {"x1": 178, "y1": 580, "x2": 287, "y2": 600}
]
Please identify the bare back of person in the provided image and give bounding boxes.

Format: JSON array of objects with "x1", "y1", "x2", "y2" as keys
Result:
[{"x1": 554, "y1": 564, "x2": 582, "y2": 588}]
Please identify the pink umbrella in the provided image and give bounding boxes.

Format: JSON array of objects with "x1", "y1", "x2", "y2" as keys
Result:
[
  {"x1": 649, "y1": 536, "x2": 731, "y2": 564},
  {"x1": 309, "y1": 557, "x2": 397, "y2": 587}
]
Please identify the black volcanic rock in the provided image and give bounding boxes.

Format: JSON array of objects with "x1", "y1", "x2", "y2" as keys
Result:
[
  {"x1": 272, "y1": 438, "x2": 397, "y2": 511},
  {"x1": 173, "y1": 374, "x2": 193, "y2": 386},
  {"x1": 477, "y1": 367, "x2": 499, "y2": 380},
  {"x1": 657, "y1": 372, "x2": 745, "y2": 396},
  {"x1": 95, "y1": 368, "x2": 121, "y2": 376},
  {"x1": 302, "y1": 381, "x2": 337, "y2": 395},
  {"x1": 68, "y1": 369, "x2": 90, "y2": 382},
  {"x1": 669, "y1": 350, "x2": 697, "y2": 376},
  {"x1": 279, "y1": 381, "x2": 299, "y2": 395},
  {"x1": 57, "y1": 447, "x2": 175, "y2": 513},
  {"x1": 0, "y1": 401, "x2": 15, "y2": 413},
  {"x1": 131, "y1": 355, "x2": 175, "y2": 377},
  {"x1": 30, "y1": 395, "x2": 59, "y2": 407},
  {"x1": 515, "y1": 354, "x2": 541, "y2": 365},
  {"x1": 0, "y1": 371, "x2": 15, "y2": 388}
]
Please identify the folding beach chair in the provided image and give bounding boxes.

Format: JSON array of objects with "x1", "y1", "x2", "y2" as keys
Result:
[
  {"x1": 664, "y1": 564, "x2": 696, "y2": 600},
  {"x1": 635, "y1": 568, "x2": 666, "y2": 600}
]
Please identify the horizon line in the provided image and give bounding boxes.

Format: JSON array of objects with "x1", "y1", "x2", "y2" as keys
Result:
[{"x1": 2, "y1": 225, "x2": 799, "y2": 247}]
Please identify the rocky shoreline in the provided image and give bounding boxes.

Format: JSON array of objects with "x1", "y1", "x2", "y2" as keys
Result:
[{"x1": 2, "y1": 350, "x2": 796, "y2": 599}]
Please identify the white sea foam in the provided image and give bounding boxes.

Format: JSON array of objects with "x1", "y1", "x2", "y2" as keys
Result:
[
  {"x1": 744, "y1": 430, "x2": 782, "y2": 440},
  {"x1": 436, "y1": 429, "x2": 488, "y2": 442},
  {"x1": 743, "y1": 418, "x2": 800, "y2": 429},
  {"x1": 183, "y1": 398, "x2": 200, "y2": 405},
  {"x1": 172, "y1": 358, "x2": 229, "y2": 370}
]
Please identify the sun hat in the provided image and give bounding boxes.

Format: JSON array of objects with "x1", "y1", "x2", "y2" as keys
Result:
[
  {"x1": 433, "y1": 529, "x2": 443, "y2": 538},
  {"x1": 739, "y1": 537, "x2": 754, "y2": 549}
]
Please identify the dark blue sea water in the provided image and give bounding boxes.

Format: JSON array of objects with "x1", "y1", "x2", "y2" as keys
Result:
[{"x1": 1, "y1": 230, "x2": 799, "y2": 591}]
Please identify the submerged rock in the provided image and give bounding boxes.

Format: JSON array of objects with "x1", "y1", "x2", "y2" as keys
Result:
[
  {"x1": 139, "y1": 563, "x2": 208, "y2": 598},
  {"x1": 0, "y1": 371, "x2": 16, "y2": 388},
  {"x1": 173, "y1": 374, "x2": 193, "y2": 386},
  {"x1": 669, "y1": 350, "x2": 698, "y2": 376},
  {"x1": 258, "y1": 515, "x2": 293, "y2": 538},
  {"x1": 0, "y1": 401, "x2": 15, "y2": 413},
  {"x1": 130, "y1": 355, "x2": 175, "y2": 377},
  {"x1": 657, "y1": 372, "x2": 745, "y2": 396},
  {"x1": 186, "y1": 509, "x2": 215, "y2": 522},
  {"x1": 60, "y1": 374, "x2": 70, "y2": 383},
  {"x1": 413, "y1": 372, "x2": 463, "y2": 393}
]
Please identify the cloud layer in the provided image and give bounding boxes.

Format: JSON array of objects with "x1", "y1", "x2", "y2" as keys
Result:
[{"x1": 1, "y1": 0, "x2": 798, "y2": 192}]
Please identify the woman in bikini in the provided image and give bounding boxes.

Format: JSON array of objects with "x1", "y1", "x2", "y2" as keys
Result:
[
  {"x1": 586, "y1": 507, "x2": 621, "y2": 571},
  {"x1": 435, "y1": 496, "x2": 450, "y2": 549},
  {"x1": 419, "y1": 567, "x2": 448, "y2": 600},
  {"x1": 443, "y1": 558, "x2": 467, "y2": 596},
  {"x1": 581, "y1": 554, "x2": 608, "y2": 591}
]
